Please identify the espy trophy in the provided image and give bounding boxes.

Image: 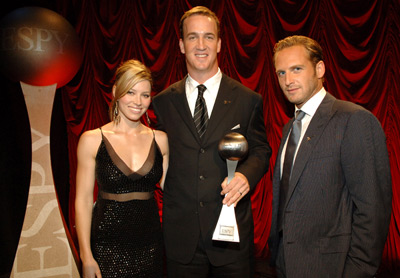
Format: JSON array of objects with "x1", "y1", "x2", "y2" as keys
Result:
[{"x1": 212, "y1": 132, "x2": 248, "y2": 242}]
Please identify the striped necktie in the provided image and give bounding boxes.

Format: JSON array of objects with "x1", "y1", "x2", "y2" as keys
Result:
[{"x1": 193, "y1": 84, "x2": 208, "y2": 138}]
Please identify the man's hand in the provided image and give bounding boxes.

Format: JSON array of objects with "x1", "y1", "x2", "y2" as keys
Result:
[{"x1": 220, "y1": 172, "x2": 249, "y2": 207}]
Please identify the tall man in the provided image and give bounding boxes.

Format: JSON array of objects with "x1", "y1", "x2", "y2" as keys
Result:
[
  {"x1": 152, "y1": 6, "x2": 271, "y2": 278},
  {"x1": 268, "y1": 35, "x2": 392, "y2": 277}
]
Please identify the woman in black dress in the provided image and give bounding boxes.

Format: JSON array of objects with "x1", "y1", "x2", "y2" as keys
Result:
[{"x1": 75, "y1": 59, "x2": 168, "y2": 278}]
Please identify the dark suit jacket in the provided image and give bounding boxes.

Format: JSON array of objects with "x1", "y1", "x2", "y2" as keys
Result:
[
  {"x1": 152, "y1": 74, "x2": 271, "y2": 266},
  {"x1": 268, "y1": 92, "x2": 392, "y2": 277}
]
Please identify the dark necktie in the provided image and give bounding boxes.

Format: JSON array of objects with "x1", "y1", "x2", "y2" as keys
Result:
[
  {"x1": 193, "y1": 84, "x2": 208, "y2": 138},
  {"x1": 278, "y1": 110, "x2": 306, "y2": 231}
]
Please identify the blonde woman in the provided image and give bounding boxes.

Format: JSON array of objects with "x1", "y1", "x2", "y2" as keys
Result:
[{"x1": 75, "y1": 60, "x2": 168, "y2": 278}]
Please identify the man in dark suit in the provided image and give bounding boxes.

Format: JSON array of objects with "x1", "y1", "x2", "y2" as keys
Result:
[
  {"x1": 268, "y1": 35, "x2": 392, "y2": 277},
  {"x1": 152, "y1": 6, "x2": 271, "y2": 278}
]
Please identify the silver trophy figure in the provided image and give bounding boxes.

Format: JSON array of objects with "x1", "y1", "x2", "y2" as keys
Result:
[{"x1": 212, "y1": 132, "x2": 248, "y2": 242}]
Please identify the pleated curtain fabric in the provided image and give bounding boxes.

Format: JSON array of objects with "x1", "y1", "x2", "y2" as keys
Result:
[{"x1": 193, "y1": 84, "x2": 208, "y2": 138}]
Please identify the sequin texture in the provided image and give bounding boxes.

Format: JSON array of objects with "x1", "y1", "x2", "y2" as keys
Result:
[{"x1": 90, "y1": 131, "x2": 163, "y2": 277}]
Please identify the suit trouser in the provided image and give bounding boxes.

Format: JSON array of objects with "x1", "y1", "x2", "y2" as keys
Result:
[
  {"x1": 276, "y1": 233, "x2": 287, "y2": 278},
  {"x1": 166, "y1": 235, "x2": 252, "y2": 278}
]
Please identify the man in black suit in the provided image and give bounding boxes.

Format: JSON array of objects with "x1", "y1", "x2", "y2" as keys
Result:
[
  {"x1": 152, "y1": 6, "x2": 271, "y2": 278},
  {"x1": 268, "y1": 35, "x2": 392, "y2": 277}
]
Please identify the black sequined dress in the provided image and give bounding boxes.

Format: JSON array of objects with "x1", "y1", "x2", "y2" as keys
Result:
[{"x1": 91, "y1": 129, "x2": 163, "y2": 277}]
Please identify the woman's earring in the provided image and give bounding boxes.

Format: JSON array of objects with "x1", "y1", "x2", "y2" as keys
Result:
[
  {"x1": 146, "y1": 111, "x2": 151, "y2": 126},
  {"x1": 115, "y1": 101, "x2": 119, "y2": 116},
  {"x1": 114, "y1": 101, "x2": 120, "y2": 123}
]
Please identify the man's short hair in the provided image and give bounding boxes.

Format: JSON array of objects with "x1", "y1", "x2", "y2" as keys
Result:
[
  {"x1": 179, "y1": 6, "x2": 220, "y2": 39},
  {"x1": 273, "y1": 35, "x2": 324, "y2": 66}
]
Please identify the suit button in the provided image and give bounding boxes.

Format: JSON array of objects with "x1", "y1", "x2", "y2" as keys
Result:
[
  {"x1": 200, "y1": 148, "x2": 205, "y2": 153},
  {"x1": 199, "y1": 175, "x2": 205, "y2": 180},
  {"x1": 199, "y1": 202, "x2": 204, "y2": 207}
]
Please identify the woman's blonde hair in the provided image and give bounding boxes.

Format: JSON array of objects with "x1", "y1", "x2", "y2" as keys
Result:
[{"x1": 109, "y1": 59, "x2": 152, "y2": 124}]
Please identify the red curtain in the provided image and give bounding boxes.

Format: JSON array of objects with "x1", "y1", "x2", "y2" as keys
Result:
[{"x1": 22, "y1": 0, "x2": 399, "y2": 273}]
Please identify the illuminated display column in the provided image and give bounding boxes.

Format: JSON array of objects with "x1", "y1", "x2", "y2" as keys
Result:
[
  {"x1": 0, "y1": 6, "x2": 82, "y2": 277},
  {"x1": 11, "y1": 83, "x2": 80, "y2": 277}
]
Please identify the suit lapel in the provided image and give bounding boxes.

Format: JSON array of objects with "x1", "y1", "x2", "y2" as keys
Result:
[
  {"x1": 168, "y1": 74, "x2": 239, "y2": 144},
  {"x1": 169, "y1": 77, "x2": 202, "y2": 144},
  {"x1": 275, "y1": 119, "x2": 294, "y2": 184},
  {"x1": 202, "y1": 74, "x2": 239, "y2": 142},
  {"x1": 272, "y1": 120, "x2": 292, "y2": 218},
  {"x1": 285, "y1": 93, "x2": 337, "y2": 207}
]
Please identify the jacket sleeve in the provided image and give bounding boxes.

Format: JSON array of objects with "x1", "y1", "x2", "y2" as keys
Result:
[
  {"x1": 341, "y1": 109, "x2": 392, "y2": 277},
  {"x1": 152, "y1": 95, "x2": 166, "y2": 132},
  {"x1": 237, "y1": 94, "x2": 272, "y2": 190}
]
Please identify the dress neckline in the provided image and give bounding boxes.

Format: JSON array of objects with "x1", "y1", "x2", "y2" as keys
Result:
[{"x1": 100, "y1": 128, "x2": 155, "y2": 178}]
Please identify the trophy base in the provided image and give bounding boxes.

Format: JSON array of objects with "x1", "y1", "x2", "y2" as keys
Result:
[{"x1": 212, "y1": 204, "x2": 240, "y2": 242}]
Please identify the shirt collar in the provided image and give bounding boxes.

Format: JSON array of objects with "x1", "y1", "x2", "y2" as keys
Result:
[
  {"x1": 186, "y1": 68, "x2": 222, "y2": 96},
  {"x1": 295, "y1": 87, "x2": 326, "y2": 117}
]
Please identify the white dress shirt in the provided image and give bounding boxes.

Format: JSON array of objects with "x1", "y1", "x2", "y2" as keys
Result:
[
  {"x1": 280, "y1": 87, "x2": 327, "y2": 177},
  {"x1": 185, "y1": 68, "x2": 222, "y2": 117}
]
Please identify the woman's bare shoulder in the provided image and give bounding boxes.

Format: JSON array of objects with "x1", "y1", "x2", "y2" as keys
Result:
[{"x1": 154, "y1": 130, "x2": 168, "y2": 154}]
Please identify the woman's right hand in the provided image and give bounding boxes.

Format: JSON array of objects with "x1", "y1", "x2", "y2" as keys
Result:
[{"x1": 82, "y1": 258, "x2": 102, "y2": 278}]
